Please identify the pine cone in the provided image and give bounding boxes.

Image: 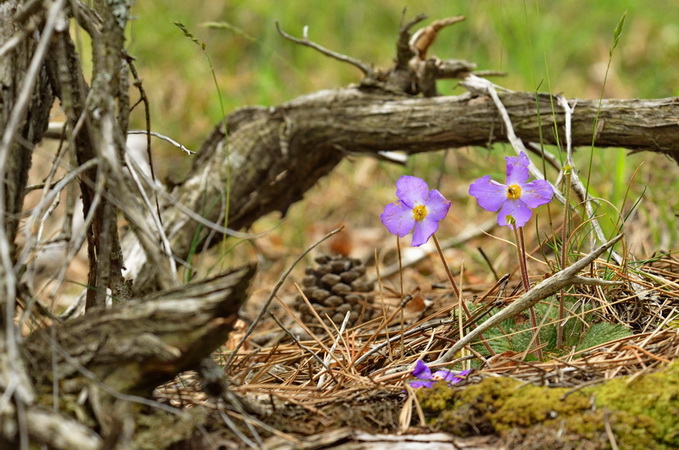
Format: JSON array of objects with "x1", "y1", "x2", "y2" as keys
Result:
[{"x1": 295, "y1": 255, "x2": 374, "y2": 330}]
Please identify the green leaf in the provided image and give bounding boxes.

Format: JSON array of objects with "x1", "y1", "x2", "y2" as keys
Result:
[{"x1": 577, "y1": 322, "x2": 631, "y2": 351}]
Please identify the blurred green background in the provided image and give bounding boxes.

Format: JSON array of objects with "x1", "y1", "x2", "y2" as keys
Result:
[
  {"x1": 123, "y1": 1, "x2": 678, "y2": 258},
  {"x1": 127, "y1": 1, "x2": 678, "y2": 141}
]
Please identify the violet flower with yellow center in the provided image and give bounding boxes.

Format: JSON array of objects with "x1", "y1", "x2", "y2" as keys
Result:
[
  {"x1": 380, "y1": 176, "x2": 451, "y2": 247},
  {"x1": 469, "y1": 152, "x2": 554, "y2": 228}
]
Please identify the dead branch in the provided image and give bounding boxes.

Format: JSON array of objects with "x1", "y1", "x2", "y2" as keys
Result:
[
  {"x1": 433, "y1": 234, "x2": 623, "y2": 364},
  {"x1": 124, "y1": 86, "x2": 679, "y2": 293},
  {"x1": 276, "y1": 22, "x2": 371, "y2": 75},
  {"x1": 409, "y1": 16, "x2": 465, "y2": 60},
  {"x1": 1, "y1": 1, "x2": 56, "y2": 446},
  {"x1": 7, "y1": 265, "x2": 254, "y2": 447},
  {"x1": 23, "y1": 407, "x2": 103, "y2": 450},
  {"x1": 25, "y1": 264, "x2": 255, "y2": 396},
  {"x1": 395, "y1": 12, "x2": 427, "y2": 70}
]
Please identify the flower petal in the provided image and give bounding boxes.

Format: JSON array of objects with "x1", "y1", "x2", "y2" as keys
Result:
[
  {"x1": 520, "y1": 179, "x2": 554, "y2": 208},
  {"x1": 412, "y1": 360, "x2": 433, "y2": 380},
  {"x1": 425, "y1": 189, "x2": 452, "y2": 222},
  {"x1": 432, "y1": 370, "x2": 457, "y2": 381},
  {"x1": 408, "y1": 380, "x2": 435, "y2": 388},
  {"x1": 505, "y1": 152, "x2": 530, "y2": 185},
  {"x1": 497, "y1": 199, "x2": 533, "y2": 228},
  {"x1": 434, "y1": 369, "x2": 472, "y2": 385},
  {"x1": 395, "y1": 176, "x2": 429, "y2": 208},
  {"x1": 411, "y1": 216, "x2": 440, "y2": 246},
  {"x1": 469, "y1": 176, "x2": 507, "y2": 212},
  {"x1": 380, "y1": 202, "x2": 415, "y2": 237}
]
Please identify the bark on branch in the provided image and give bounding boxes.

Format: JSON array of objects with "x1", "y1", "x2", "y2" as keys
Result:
[{"x1": 26, "y1": 264, "x2": 256, "y2": 397}]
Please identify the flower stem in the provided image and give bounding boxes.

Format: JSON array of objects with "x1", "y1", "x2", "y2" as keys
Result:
[
  {"x1": 432, "y1": 234, "x2": 459, "y2": 298},
  {"x1": 433, "y1": 234, "x2": 495, "y2": 356},
  {"x1": 557, "y1": 167, "x2": 573, "y2": 348},
  {"x1": 512, "y1": 226, "x2": 530, "y2": 292},
  {"x1": 396, "y1": 236, "x2": 404, "y2": 301},
  {"x1": 512, "y1": 224, "x2": 543, "y2": 361}
]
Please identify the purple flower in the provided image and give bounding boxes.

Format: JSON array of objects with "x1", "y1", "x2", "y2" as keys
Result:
[
  {"x1": 380, "y1": 176, "x2": 451, "y2": 247},
  {"x1": 408, "y1": 360, "x2": 470, "y2": 388},
  {"x1": 469, "y1": 152, "x2": 554, "y2": 228}
]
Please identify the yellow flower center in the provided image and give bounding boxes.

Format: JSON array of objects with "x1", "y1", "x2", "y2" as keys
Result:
[
  {"x1": 506, "y1": 184, "x2": 522, "y2": 200},
  {"x1": 412, "y1": 204, "x2": 428, "y2": 221}
]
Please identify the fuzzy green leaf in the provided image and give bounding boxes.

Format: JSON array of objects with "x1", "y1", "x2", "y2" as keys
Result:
[{"x1": 577, "y1": 322, "x2": 631, "y2": 351}]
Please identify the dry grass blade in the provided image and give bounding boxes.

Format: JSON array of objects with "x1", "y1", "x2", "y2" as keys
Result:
[
  {"x1": 224, "y1": 226, "x2": 344, "y2": 370},
  {"x1": 149, "y1": 239, "x2": 677, "y2": 447}
]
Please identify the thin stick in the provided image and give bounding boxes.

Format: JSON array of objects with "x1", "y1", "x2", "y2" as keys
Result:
[
  {"x1": 127, "y1": 130, "x2": 195, "y2": 154},
  {"x1": 457, "y1": 262, "x2": 464, "y2": 356},
  {"x1": 461, "y1": 75, "x2": 566, "y2": 204},
  {"x1": 555, "y1": 96, "x2": 625, "y2": 264},
  {"x1": 603, "y1": 409, "x2": 620, "y2": 450},
  {"x1": 275, "y1": 22, "x2": 371, "y2": 75},
  {"x1": 433, "y1": 234, "x2": 622, "y2": 364},
  {"x1": 318, "y1": 312, "x2": 351, "y2": 388},
  {"x1": 477, "y1": 247, "x2": 500, "y2": 281}
]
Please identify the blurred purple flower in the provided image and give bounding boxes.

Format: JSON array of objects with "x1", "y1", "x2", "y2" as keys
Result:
[
  {"x1": 469, "y1": 152, "x2": 554, "y2": 228},
  {"x1": 380, "y1": 176, "x2": 451, "y2": 247},
  {"x1": 408, "y1": 360, "x2": 470, "y2": 388}
]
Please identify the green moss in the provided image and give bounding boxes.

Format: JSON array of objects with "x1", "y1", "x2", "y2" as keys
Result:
[
  {"x1": 491, "y1": 382, "x2": 590, "y2": 431},
  {"x1": 417, "y1": 360, "x2": 679, "y2": 448},
  {"x1": 585, "y1": 359, "x2": 679, "y2": 447}
]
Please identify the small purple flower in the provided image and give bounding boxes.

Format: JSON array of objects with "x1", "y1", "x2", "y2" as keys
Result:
[
  {"x1": 408, "y1": 360, "x2": 470, "y2": 388},
  {"x1": 469, "y1": 152, "x2": 554, "y2": 228},
  {"x1": 380, "y1": 176, "x2": 451, "y2": 247}
]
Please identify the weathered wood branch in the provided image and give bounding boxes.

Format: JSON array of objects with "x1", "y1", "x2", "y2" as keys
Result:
[
  {"x1": 25, "y1": 264, "x2": 256, "y2": 397},
  {"x1": 125, "y1": 86, "x2": 679, "y2": 292},
  {"x1": 12, "y1": 264, "x2": 253, "y2": 447},
  {"x1": 125, "y1": 18, "x2": 679, "y2": 293},
  {"x1": 1, "y1": 0, "x2": 57, "y2": 446}
]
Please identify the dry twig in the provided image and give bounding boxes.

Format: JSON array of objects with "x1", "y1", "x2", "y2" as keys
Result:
[
  {"x1": 276, "y1": 22, "x2": 371, "y2": 75},
  {"x1": 434, "y1": 234, "x2": 623, "y2": 364}
]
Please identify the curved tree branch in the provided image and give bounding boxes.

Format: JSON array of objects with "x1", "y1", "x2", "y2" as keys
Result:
[
  {"x1": 124, "y1": 86, "x2": 679, "y2": 292},
  {"x1": 26, "y1": 264, "x2": 256, "y2": 396}
]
